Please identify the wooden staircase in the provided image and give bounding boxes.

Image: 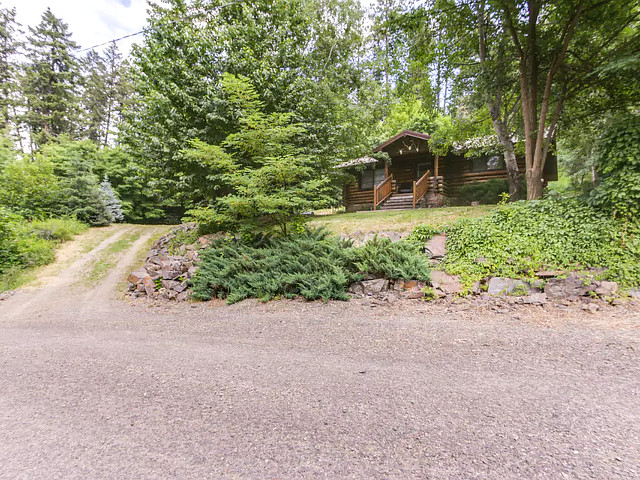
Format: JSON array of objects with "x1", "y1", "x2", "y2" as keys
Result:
[{"x1": 377, "y1": 193, "x2": 414, "y2": 210}]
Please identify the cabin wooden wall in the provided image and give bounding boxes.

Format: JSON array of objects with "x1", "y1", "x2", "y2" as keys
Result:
[
  {"x1": 343, "y1": 183, "x2": 374, "y2": 211},
  {"x1": 342, "y1": 153, "x2": 559, "y2": 210}
]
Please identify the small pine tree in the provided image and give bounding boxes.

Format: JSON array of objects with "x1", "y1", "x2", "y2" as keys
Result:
[{"x1": 100, "y1": 177, "x2": 124, "y2": 222}]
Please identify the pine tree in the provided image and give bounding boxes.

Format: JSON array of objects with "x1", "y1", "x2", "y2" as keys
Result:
[
  {"x1": 80, "y1": 50, "x2": 108, "y2": 143},
  {"x1": 79, "y1": 42, "x2": 130, "y2": 145},
  {"x1": 102, "y1": 41, "x2": 130, "y2": 146},
  {"x1": 22, "y1": 8, "x2": 80, "y2": 147},
  {"x1": 100, "y1": 176, "x2": 124, "y2": 222},
  {"x1": 0, "y1": 6, "x2": 21, "y2": 139}
]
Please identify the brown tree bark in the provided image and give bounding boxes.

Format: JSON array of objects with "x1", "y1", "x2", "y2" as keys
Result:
[
  {"x1": 502, "y1": 0, "x2": 583, "y2": 199},
  {"x1": 478, "y1": 3, "x2": 523, "y2": 200}
]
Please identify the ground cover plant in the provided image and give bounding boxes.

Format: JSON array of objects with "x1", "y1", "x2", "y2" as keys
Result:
[
  {"x1": 439, "y1": 197, "x2": 640, "y2": 289},
  {"x1": 191, "y1": 229, "x2": 431, "y2": 304},
  {"x1": 0, "y1": 209, "x2": 87, "y2": 291}
]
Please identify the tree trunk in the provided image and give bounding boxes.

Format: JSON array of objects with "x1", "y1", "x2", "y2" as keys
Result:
[
  {"x1": 526, "y1": 167, "x2": 544, "y2": 200},
  {"x1": 488, "y1": 103, "x2": 523, "y2": 201}
]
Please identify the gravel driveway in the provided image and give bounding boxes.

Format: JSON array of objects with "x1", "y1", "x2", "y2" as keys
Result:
[{"x1": 1, "y1": 228, "x2": 639, "y2": 479}]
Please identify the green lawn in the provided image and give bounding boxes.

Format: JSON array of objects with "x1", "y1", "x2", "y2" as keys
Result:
[{"x1": 309, "y1": 205, "x2": 496, "y2": 234}]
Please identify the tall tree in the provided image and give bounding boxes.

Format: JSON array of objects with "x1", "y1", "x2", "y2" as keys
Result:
[
  {"x1": 80, "y1": 42, "x2": 130, "y2": 145},
  {"x1": 499, "y1": 0, "x2": 640, "y2": 199},
  {"x1": 122, "y1": 0, "x2": 374, "y2": 207},
  {"x1": 80, "y1": 50, "x2": 108, "y2": 143},
  {"x1": 476, "y1": 1, "x2": 523, "y2": 199},
  {"x1": 0, "y1": 6, "x2": 21, "y2": 137},
  {"x1": 22, "y1": 8, "x2": 80, "y2": 148}
]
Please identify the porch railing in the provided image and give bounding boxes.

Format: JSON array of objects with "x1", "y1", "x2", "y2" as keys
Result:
[
  {"x1": 413, "y1": 170, "x2": 431, "y2": 209},
  {"x1": 373, "y1": 174, "x2": 393, "y2": 210}
]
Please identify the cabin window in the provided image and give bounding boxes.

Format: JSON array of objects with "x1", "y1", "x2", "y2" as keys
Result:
[
  {"x1": 360, "y1": 167, "x2": 386, "y2": 190},
  {"x1": 471, "y1": 155, "x2": 504, "y2": 172}
]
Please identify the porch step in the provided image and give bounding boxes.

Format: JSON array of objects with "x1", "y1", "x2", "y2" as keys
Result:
[{"x1": 378, "y1": 193, "x2": 414, "y2": 211}]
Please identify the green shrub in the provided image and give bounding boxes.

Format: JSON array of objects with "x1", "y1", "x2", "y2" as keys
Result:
[
  {"x1": 16, "y1": 236, "x2": 55, "y2": 268},
  {"x1": 0, "y1": 207, "x2": 23, "y2": 272},
  {"x1": 192, "y1": 229, "x2": 431, "y2": 303},
  {"x1": 405, "y1": 224, "x2": 441, "y2": 246},
  {"x1": 442, "y1": 197, "x2": 640, "y2": 288},
  {"x1": 192, "y1": 229, "x2": 357, "y2": 303},
  {"x1": 31, "y1": 218, "x2": 87, "y2": 242},
  {"x1": 353, "y1": 238, "x2": 431, "y2": 281},
  {"x1": 0, "y1": 209, "x2": 86, "y2": 278},
  {"x1": 589, "y1": 114, "x2": 640, "y2": 220},
  {"x1": 454, "y1": 178, "x2": 510, "y2": 205}
]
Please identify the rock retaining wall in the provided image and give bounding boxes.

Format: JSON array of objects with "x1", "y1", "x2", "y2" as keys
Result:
[{"x1": 128, "y1": 224, "x2": 201, "y2": 301}]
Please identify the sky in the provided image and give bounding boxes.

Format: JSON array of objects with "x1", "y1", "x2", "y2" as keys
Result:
[{"x1": 7, "y1": 0, "x2": 150, "y2": 55}]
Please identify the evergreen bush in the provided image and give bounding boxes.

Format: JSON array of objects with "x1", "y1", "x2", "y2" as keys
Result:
[{"x1": 191, "y1": 229, "x2": 431, "y2": 303}]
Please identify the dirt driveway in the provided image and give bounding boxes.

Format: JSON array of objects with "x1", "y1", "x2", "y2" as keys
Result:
[{"x1": 1, "y1": 226, "x2": 640, "y2": 479}]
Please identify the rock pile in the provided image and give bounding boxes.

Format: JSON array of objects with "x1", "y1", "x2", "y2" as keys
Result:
[{"x1": 127, "y1": 224, "x2": 200, "y2": 301}]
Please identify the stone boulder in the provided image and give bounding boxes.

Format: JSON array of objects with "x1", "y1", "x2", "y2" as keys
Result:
[
  {"x1": 424, "y1": 234, "x2": 446, "y2": 259},
  {"x1": 487, "y1": 277, "x2": 532, "y2": 296},
  {"x1": 594, "y1": 281, "x2": 618, "y2": 297},
  {"x1": 544, "y1": 273, "x2": 597, "y2": 300},
  {"x1": 361, "y1": 278, "x2": 389, "y2": 295},
  {"x1": 429, "y1": 271, "x2": 462, "y2": 296}
]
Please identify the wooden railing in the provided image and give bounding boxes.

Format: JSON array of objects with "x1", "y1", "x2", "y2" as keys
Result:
[
  {"x1": 373, "y1": 174, "x2": 393, "y2": 210},
  {"x1": 413, "y1": 170, "x2": 431, "y2": 209}
]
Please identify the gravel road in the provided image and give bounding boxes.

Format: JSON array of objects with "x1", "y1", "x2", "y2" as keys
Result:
[{"x1": 1, "y1": 227, "x2": 640, "y2": 479}]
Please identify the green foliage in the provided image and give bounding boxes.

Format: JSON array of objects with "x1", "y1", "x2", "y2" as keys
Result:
[
  {"x1": 38, "y1": 138, "x2": 113, "y2": 226},
  {"x1": 184, "y1": 74, "x2": 334, "y2": 236},
  {"x1": 22, "y1": 8, "x2": 80, "y2": 146},
  {"x1": 30, "y1": 217, "x2": 87, "y2": 242},
  {"x1": 0, "y1": 152, "x2": 60, "y2": 218},
  {"x1": 455, "y1": 179, "x2": 510, "y2": 206},
  {"x1": 589, "y1": 114, "x2": 640, "y2": 220},
  {"x1": 192, "y1": 229, "x2": 358, "y2": 303},
  {"x1": 442, "y1": 197, "x2": 640, "y2": 288},
  {"x1": 405, "y1": 224, "x2": 441, "y2": 245},
  {"x1": 0, "y1": 208, "x2": 85, "y2": 276},
  {"x1": 122, "y1": 0, "x2": 376, "y2": 207},
  {"x1": 352, "y1": 238, "x2": 431, "y2": 281},
  {"x1": 192, "y1": 228, "x2": 431, "y2": 303}
]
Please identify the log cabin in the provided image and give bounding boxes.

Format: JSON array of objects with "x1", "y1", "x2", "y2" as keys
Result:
[{"x1": 338, "y1": 130, "x2": 558, "y2": 211}]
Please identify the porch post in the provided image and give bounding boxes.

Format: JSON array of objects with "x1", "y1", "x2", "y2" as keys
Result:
[
  {"x1": 435, "y1": 155, "x2": 439, "y2": 177},
  {"x1": 384, "y1": 162, "x2": 389, "y2": 178}
]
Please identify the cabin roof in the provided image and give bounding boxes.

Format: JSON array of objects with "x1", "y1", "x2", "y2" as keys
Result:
[
  {"x1": 335, "y1": 156, "x2": 379, "y2": 168},
  {"x1": 373, "y1": 130, "x2": 431, "y2": 153}
]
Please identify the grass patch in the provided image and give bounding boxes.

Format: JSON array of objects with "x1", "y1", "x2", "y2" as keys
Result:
[
  {"x1": 84, "y1": 229, "x2": 143, "y2": 285},
  {"x1": 309, "y1": 205, "x2": 495, "y2": 234}
]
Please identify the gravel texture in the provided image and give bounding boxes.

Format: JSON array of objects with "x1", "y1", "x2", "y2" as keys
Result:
[{"x1": 1, "y1": 228, "x2": 640, "y2": 479}]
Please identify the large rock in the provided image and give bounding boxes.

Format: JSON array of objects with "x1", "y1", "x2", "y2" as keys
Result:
[
  {"x1": 424, "y1": 234, "x2": 446, "y2": 258},
  {"x1": 523, "y1": 292, "x2": 547, "y2": 305},
  {"x1": 545, "y1": 272, "x2": 596, "y2": 300},
  {"x1": 629, "y1": 289, "x2": 640, "y2": 300},
  {"x1": 429, "y1": 271, "x2": 462, "y2": 295},
  {"x1": 348, "y1": 282, "x2": 365, "y2": 296},
  {"x1": 361, "y1": 278, "x2": 389, "y2": 295},
  {"x1": 127, "y1": 270, "x2": 150, "y2": 284},
  {"x1": 594, "y1": 281, "x2": 618, "y2": 297},
  {"x1": 487, "y1": 277, "x2": 531, "y2": 296}
]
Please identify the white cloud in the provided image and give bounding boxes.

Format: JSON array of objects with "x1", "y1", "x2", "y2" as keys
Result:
[{"x1": 7, "y1": 0, "x2": 149, "y2": 55}]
